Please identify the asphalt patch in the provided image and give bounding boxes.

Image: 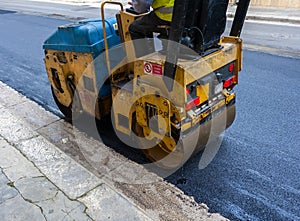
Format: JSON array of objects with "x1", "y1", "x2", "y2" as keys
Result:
[
  {"x1": 176, "y1": 178, "x2": 187, "y2": 185},
  {"x1": 0, "y1": 10, "x2": 16, "y2": 15}
]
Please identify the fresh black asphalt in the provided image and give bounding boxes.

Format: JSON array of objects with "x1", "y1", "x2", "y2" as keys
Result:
[{"x1": 0, "y1": 12, "x2": 299, "y2": 220}]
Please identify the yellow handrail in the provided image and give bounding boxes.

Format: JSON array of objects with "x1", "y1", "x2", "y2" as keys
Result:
[{"x1": 100, "y1": 1, "x2": 124, "y2": 75}]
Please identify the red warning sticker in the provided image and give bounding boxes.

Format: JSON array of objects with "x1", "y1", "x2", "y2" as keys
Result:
[
  {"x1": 144, "y1": 62, "x2": 163, "y2": 76},
  {"x1": 152, "y1": 63, "x2": 163, "y2": 76}
]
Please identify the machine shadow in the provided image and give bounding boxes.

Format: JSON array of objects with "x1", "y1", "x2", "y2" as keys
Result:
[{"x1": 72, "y1": 113, "x2": 151, "y2": 165}]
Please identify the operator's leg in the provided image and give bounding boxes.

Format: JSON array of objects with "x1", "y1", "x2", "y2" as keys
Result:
[{"x1": 129, "y1": 11, "x2": 170, "y2": 57}]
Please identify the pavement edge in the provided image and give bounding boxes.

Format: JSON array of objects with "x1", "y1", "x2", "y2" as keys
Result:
[{"x1": 0, "y1": 80, "x2": 228, "y2": 220}]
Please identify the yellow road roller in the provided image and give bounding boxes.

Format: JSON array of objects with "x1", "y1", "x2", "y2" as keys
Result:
[{"x1": 43, "y1": 0, "x2": 250, "y2": 168}]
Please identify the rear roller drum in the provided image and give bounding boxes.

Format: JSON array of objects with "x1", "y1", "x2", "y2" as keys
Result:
[
  {"x1": 51, "y1": 86, "x2": 72, "y2": 121},
  {"x1": 51, "y1": 80, "x2": 82, "y2": 122}
]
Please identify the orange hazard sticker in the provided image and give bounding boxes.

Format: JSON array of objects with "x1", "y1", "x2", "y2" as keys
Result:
[{"x1": 144, "y1": 62, "x2": 163, "y2": 76}]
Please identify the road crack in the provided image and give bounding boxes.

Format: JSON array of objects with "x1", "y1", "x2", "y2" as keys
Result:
[{"x1": 1, "y1": 168, "x2": 47, "y2": 220}]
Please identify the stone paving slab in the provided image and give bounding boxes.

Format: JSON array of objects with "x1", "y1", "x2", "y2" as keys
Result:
[
  {"x1": 0, "y1": 138, "x2": 92, "y2": 221},
  {"x1": 0, "y1": 195, "x2": 46, "y2": 221},
  {"x1": 16, "y1": 136, "x2": 102, "y2": 200},
  {"x1": 0, "y1": 83, "x2": 152, "y2": 220},
  {"x1": 0, "y1": 138, "x2": 41, "y2": 181},
  {"x1": 78, "y1": 183, "x2": 152, "y2": 221},
  {"x1": 0, "y1": 171, "x2": 18, "y2": 204},
  {"x1": 0, "y1": 107, "x2": 39, "y2": 143},
  {"x1": 7, "y1": 100, "x2": 60, "y2": 130},
  {"x1": 0, "y1": 81, "x2": 28, "y2": 107},
  {"x1": 0, "y1": 127, "x2": 149, "y2": 220}
]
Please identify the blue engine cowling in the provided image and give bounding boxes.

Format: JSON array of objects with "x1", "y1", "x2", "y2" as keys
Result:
[
  {"x1": 43, "y1": 17, "x2": 122, "y2": 99},
  {"x1": 43, "y1": 17, "x2": 120, "y2": 57}
]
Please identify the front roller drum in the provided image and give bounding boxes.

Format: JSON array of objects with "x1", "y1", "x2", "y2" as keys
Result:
[
  {"x1": 134, "y1": 104, "x2": 236, "y2": 168},
  {"x1": 134, "y1": 123, "x2": 190, "y2": 169},
  {"x1": 133, "y1": 118, "x2": 201, "y2": 169}
]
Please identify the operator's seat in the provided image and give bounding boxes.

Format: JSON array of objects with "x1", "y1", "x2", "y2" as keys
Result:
[{"x1": 165, "y1": 0, "x2": 229, "y2": 55}]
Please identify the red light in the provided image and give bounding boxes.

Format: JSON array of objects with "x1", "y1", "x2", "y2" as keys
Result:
[
  {"x1": 194, "y1": 96, "x2": 200, "y2": 106},
  {"x1": 223, "y1": 78, "x2": 232, "y2": 88},
  {"x1": 228, "y1": 63, "x2": 234, "y2": 72},
  {"x1": 186, "y1": 96, "x2": 200, "y2": 110},
  {"x1": 223, "y1": 76, "x2": 236, "y2": 88},
  {"x1": 186, "y1": 87, "x2": 191, "y2": 94}
]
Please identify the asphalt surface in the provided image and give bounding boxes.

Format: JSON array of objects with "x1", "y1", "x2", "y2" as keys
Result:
[
  {"x1": 0, "y1": 11, "x2": 299, "y2": 221},
  {"x1": 167, "y1": 50, "x2": 300, "y2": 220},
  {"x1": 0, "y1": 11, "x2": 63, "y2": 115},
  {"x1": 226, "y1": 20, "x2": 300, "y2": 59}
]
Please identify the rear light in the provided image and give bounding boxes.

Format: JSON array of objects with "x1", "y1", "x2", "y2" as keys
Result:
[
  {"x1": 228, "y1": 63, "x2": 234, "y2": 72},
  {"x1": 223, "y1": 76, "x2": 236, "y2": 88},
  {"x1": 186, "y1": 96, "x2": 200, "y2": 110},
  {"x1": 186, "y1": 87, "x2": 191, "y2": 94}
]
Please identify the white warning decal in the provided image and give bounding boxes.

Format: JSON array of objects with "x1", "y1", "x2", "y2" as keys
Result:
[{"x1": 144, "y1": 62, "x2": 163, "y2": 76}]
